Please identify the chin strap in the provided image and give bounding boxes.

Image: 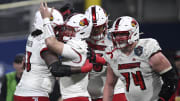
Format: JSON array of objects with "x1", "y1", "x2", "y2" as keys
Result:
[{"x1": 106, "y1": 48, "x2": 118, "y2": 59}]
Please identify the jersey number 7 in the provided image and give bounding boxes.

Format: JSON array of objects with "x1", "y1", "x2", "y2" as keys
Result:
[{"x1": 26, "y1": 51, "x2": 32, "y2": 72}]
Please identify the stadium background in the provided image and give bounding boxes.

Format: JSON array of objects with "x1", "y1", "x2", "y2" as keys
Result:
[{"x1": 0, "y1": 0, "x2": 179, "y2": 74}]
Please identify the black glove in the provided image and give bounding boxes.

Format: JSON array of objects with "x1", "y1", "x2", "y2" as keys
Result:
[{"x1": 87, "y1": 48, "x2": 96, "y2": 63}]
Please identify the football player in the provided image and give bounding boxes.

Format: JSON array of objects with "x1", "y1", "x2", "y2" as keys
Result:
[
  {"x1": 40, "y1": 2, "x2": 95, "y2": 101},
  {"x1": 14, "y1": 6, "x2": 92, "y2": 101},
  {"x1": 103, "y1": 16, "x2": 178, "y2": 101},
  {"x1": 85, "y1": 5, "x2": 127, "y2": 101}
]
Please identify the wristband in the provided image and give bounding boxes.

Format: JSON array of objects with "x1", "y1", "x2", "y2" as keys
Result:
[{"x1": 43, "y1": 18, "x2": 55, "y2": 39}]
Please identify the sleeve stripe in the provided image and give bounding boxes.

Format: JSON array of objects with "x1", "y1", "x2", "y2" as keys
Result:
[
  {"x1": 40, "y1": 48, "x2": 48, "y2": 59},
  {"x1": 149, "y1": 50, "x2": 162, "y2": 59},
  {"x1": 71, "y1": 48, "x2": 82, "y2": 63}
]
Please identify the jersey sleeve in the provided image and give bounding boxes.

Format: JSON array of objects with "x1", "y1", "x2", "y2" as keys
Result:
[
  {"x1": 143, "y1": 38, "x2": 162, "y2": 59},
  {"x1": 62, "y1": 39, "x2": 88, "y2": 61},
  {"x1": 61, "y1": 44, "x2": 80, "y2": 60}
]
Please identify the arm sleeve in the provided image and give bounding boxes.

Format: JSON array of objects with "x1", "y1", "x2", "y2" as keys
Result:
[{"x1": 158, "y1": 67, "x2": 178, "y2": 100}]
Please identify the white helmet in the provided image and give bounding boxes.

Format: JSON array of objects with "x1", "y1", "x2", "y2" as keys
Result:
[
  {"x1": 33, "y1": 8, "x2": 64, "y2": 36},
  {"x1": 61, "y1": 13, "x2": 92, "y2": 42},
  {"x1": 109, "y1": 16, "x2": 139, "y2": 48},
  {"x1": 85, "y1": 5, "x2": 108, "y2": 41}
]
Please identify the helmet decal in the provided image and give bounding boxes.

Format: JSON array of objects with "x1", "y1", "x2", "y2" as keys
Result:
[
  {"x1": 50, "y1": 15, "x2": 53, "y2": 21},
  {"x1": 79, "y1": 18, "x2": 89, "y2": 26},
  {"x1": 92, "y1": 6, "x2": 97, "y2": 25},
  {"x1": 131, "y1": 19, "x2": 137, "y2": 27}
]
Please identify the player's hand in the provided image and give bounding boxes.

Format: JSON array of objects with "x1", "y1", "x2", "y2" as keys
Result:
[
  {"x1": 95, "y1": 54, "x2": 107, "y2": 65},
  {"x1": 39, "y1": 2, "x2": 53, "y2": 19},
  {"x1": 87, "y1": 48, "x2": 107, "y2": 65},
  {"x1": 81, "y1": 59, "x2": 93, "y2": 73}
]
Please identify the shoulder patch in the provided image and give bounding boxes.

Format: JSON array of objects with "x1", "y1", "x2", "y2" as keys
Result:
[{"x1": 134, "y1": 46, "x2": 143, "y2": 56}]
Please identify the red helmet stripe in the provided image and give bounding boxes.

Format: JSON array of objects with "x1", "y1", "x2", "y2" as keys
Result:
[
  {"x1": 115, "y1": 18, "x2": 121, "y2": 30},
  {"x1": 92, "y1": 6, "x2": 97, "y2": 25}
]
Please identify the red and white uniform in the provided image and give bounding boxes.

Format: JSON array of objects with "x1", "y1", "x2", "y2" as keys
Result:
[
  {"x1": 87, "y1": 35, "x2": 126, "y2": 100},
  {"x1": 104, "y1": 38, "x2": 162, "y2": 101},
  {"x1": 14, "y1": 9, "x2": 63, "y2": 101},
  {"x1": 59, "y1": 38, "x2": 91, "y2": 101},
  {"x1": 14, "y1": 34, "x2": 55, "y2": 98}
]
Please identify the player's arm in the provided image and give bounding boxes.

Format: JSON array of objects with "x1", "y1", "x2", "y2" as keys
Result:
[
  {"x1": 149, "y1": 52, "x2": 178, "y2": 101},
  {"x1": 41, "y1": 50, "x2": 92, "y2": 77},
  {"x1": 39, "y1": 2, "x2": 64, "y2": 56},
  {"x1": 45, "y1": 37, "x2": 64, "y2": 56},
  {"x1": 87, "y1": 48, "x2": 107, "y2": 65},
  {"x1": 103, "y1": 63, "x2": 118, "y2": 101}
]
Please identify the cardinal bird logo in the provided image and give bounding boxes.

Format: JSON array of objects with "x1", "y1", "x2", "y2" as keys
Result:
[{"x1": 79, "y1": 18, "x2": 89, "y2": 26}]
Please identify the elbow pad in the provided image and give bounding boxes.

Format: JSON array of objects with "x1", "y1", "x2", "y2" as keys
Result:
[
  {"x1": 158, "y1": 67, "x2": 178, "y2": 101},
  {"x1": 49, "y1": 61, "x2": 71, "y2": 77}
]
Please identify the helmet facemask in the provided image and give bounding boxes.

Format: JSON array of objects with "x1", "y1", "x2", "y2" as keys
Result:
[
  {"x1": 90, "y1": 22, "x2": 107, "y2": 41},
  {"x1": 59, "y1": 13, "x2": 92, "y2": 42},
  {"x1": 61, "y1": 24, "x2": 76, "y2": 42},
  {"x1": 53, "y1": 25, "x2": 64, "y2": 41},
  {"x1": 111, "y1": 31, "x2": 130, "y2": 49}
]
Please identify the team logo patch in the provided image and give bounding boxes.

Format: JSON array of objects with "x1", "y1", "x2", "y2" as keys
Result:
[
  {"x1": 134, "y1": 46, "x2": 143, "y2": 56},
  {"x1": 79, "y1": 18, "x2": 89, "y2": 26}
]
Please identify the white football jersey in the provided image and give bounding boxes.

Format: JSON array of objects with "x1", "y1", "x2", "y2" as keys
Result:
[
  {"x1": 104, "y1": 38, "x2": 162, "y2": 101},
  {"x1": 15, "y1": 34, "x2": 55, "y2": 97},
  {"x1": 87, "y1": 35, "x2": 125, "y2": 99},
  {"x1": 59, "y1": 39, "x2": 90, "y2": 100}
]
